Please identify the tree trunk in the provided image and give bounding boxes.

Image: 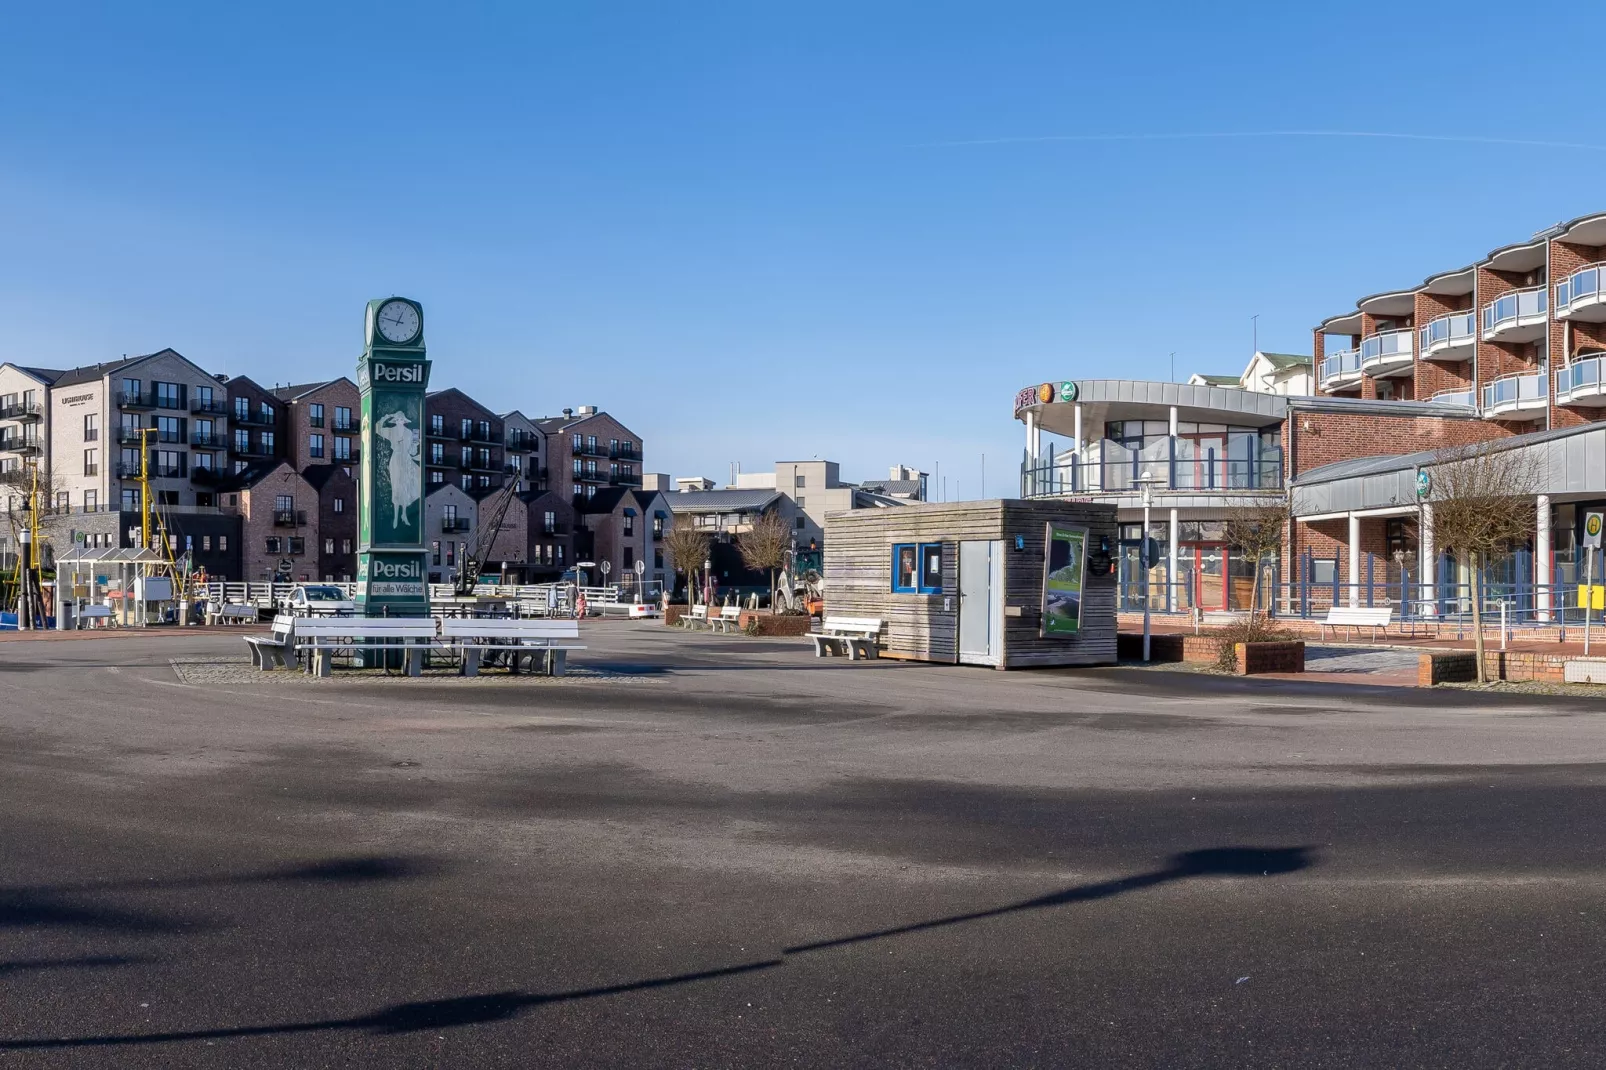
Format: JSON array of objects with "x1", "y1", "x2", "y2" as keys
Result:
[{"x1": 1470, "y1": 551, "x2": 1486, "y2": 684}]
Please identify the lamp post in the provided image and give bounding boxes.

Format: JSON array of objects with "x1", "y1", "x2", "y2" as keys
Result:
[{"x1": 1135, "y1": 469, "x2": 1167, "y2": 662}]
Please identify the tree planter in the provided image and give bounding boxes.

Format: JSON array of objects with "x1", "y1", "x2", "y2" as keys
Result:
[
  {"x1": 1234, "y1": 640, "x2": 1304, "y2": 675},
  {"x1": 737, "y1": 611, "x2": 813, "y2": 637}
]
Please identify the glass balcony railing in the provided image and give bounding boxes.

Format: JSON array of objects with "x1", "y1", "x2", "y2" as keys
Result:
[
  {"x1": 1429, "y1": 388, "x2": 1476, "y2": 406},
  {"x1": 1360, "y1": 328, "x2": 1414, "y2": 371},
  {"x1": 1019, "y1": 438, "x2": 1284, "y2": 498},
  {"x1": 1418, "y1": 311, "x2": 1476, "y2": 357},
  {"x1": 1556, "y1": 263, "x2": 1606, "y2": 317},
  {"x1": 1319, "y1": 348, "x2": 1363, "y2": 385},
  {"x1": 1481, "y1": 372, "x2": 1546, "y2": 414},
  {"x1": 1558, "y1": 355, "x2": 1606, "y2": 404},
  {"x1": 1481, "y1": 286, "x2": 1547, "y2": 338}
]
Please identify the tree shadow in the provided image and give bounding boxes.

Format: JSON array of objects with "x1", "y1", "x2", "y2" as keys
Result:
[{"x1": 0, "y1": 845, "x2": 1312, "y2": 1050}]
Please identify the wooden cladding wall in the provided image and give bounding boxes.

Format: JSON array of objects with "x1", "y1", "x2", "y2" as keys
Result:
[{"x1": 824, "y1": 500, "x2": 1118, "y2": 669}]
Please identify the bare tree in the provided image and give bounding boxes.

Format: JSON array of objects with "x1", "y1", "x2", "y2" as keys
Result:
[
  {"x1": 734, "y1": 511, "x2": 791, "y2": 612},
  {"x1": 662, "y1": 525, "x2": 713, "y2": 612},
  {"x1": 1221, "y1": 495, "x2": 1291, "y2": 617},
  {"x1": 1427, "y1": 444, "x2": 1540, "y2": 683}
]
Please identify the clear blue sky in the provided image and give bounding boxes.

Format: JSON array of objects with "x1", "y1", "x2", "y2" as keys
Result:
[{"x1": 6, "y1": 2, "x2": 1606, "y2": 498}]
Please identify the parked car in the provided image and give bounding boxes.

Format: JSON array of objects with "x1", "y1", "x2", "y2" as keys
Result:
[{"x1": 282, "y1": 584, "x2": 355, "y2": 616}]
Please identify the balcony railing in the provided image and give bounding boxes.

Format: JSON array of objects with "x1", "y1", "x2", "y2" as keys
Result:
[
  {"x1": 190, "y1": 432, "x2": 220, "y2": 448},
  {"x1": 1428, "y1": 388, "x2": 1476, "y2": 406},
  {"x1": 610, "y1": 473, "x2": 643, "y2": 487},
  {"x1": 273, "y1": 510, "x2": 307, "y2": 528},
  {"x1": 233, "y1": 440, "x2": 274, "y2": 457},
  {"x1": 506, "y1": 431, "x2": 539, "y2": 451},
  {"x1": 233, "y1": 408, "x2": 276, "y2": 426},
  {"x1": 1556, "y1": 263, "x2": 1606, "y2": 319},
  {"x1": 149, "y1": 464, "x2": 186, "y2": 479},
  {"x1": 1319, "y1": 348, "x2": 1364, "y2": 388},
  {"x1": 119, "y1": 390, "x2": 156, "y2": 410},
  {"x1": 332, "y1": 418, "x2": 354, "y2": 432},
  {"x1": 441, "y1": 517, "x2": 471, "y2": 533},
  {"x1": 1418, "y1": 312, "x2": 1476, "y2": 358},
  {"x1": 0, "y1": 437, "x2": 42, "y2": 454},
  {"x1": 1019, "y1": 438, "x2": 1285, "y2": 498},
  {"x1": 1481, "y1": 372, "x2": 1547, "y2": 418},
  {"x1": 1558, "y1": 355, "x2": 1606, "y2": 406},
  {"x1": 1359, "y1": 329, "x2": 1414, "y2": 374},
  {"x1": 0, "y1": 400, "x2": 43, "y2": 420},
  {"x1": 154, "y1": 430, "x2": 185, "y2": 444},
  {"x1": 190, "y1": 398, "x2": 227, "y2": 415},
  {"x1": 572, "y1": 442, "x2": 608, "y2": 457},
  {"x1": 116, "y1": 428, "x2": 148, "y2": 445},
  {"x1": 1481, "y1": 286, "x2": 1547, "y2": 339},
  {"x1": 115, "y1": 462, "x2": 142, "y2": 478},
  {"x1": 191, "y1": 467, "x2": 222, "y2": 486},
  {"x1": 611, "y1": 447, "x2": 641, "y2": 462}
]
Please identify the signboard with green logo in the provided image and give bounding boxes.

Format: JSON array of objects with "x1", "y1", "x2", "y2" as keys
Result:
[
  {"x1": 1041, "y1": 522, "x2": 1088, "y2": 637},
  {"x1": 355, "y1": 297, "x2": 431, "y2": 619}
]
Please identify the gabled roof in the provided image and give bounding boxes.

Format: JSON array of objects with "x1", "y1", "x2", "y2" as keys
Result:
[
  {"x1": 576, "y1": 487, "x2": 632, "y2": 514},
  {"x1": 1256, "y1": 352, "x2": 1312, "y2": 371},
  {"x1": 424, "y1": 386, "x2": 501, "y2": 420},
  {"x1": 859, "y1": 479, "x2": 924, "y2": 498},
  {"x1": 299, "y1": 463, "x2": 352, "y2": 491},
  {"x1": 53, "y1": 349, "x2": 193, "y2": 390},
  {"x1": 664, "y1": 489, "x2": 783, "y2": 513},
  {"x1": 0, "y1": 363, "x2": 65, "y2": 386},
  {"x1": 1188, "y1": 373, "x2": 1241, "y2": 387},
  {"x1": 213, "y1": 459, "x2": 294, "y2": 493},
  {"x1": 272, "y1": 377, "x2": 355, "y2": 402}
]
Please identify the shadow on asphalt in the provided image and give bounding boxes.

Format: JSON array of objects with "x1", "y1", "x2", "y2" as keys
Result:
[{"x1": 0, "y1": 846, "x2": 1312, "y2": 1050}]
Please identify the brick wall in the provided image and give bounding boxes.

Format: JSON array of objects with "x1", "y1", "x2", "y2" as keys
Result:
[
  {"x1": 283, "y1": 380, "x2": 358, "y2": 470},
  {"x1": 238, "y1": 463, "x2": 320, "y2": 582},
  {"x1": 1285, "y1": 409, "x2": 1505, "y2": 478},
  {"x1": 225, "y1": 376, "x2": 285, "y2": 469},
  {"x1": 543, "y1": 412, "x2": 643, "y2": 506},
  {"x1": 308, "y1": 466, "x2": 356, "y2": 581},
  {"x1": 1551, "y1": 239, "x2": 1606, "y2": 430},
  {"x1": 424, "y1": 389, "x2": 504, "y2": 493},
  {"x1": 1413, "y1": 290, "x2": 1474, "y2": 400}
]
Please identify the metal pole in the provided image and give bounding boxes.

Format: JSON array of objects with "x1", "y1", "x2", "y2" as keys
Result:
[
  {"x1": 1142, "y1": 483, "x2": 1152, "y2": 663},
  {"x1": 1587, "y1": 546, "x2": 1594, "y2": 657}
]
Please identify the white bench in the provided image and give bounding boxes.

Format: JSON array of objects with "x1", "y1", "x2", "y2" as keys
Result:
[
  {"x1": 681, "y1": 605, "x2": 709, "y2": 630},
  {"x1": 243, "y1": 614, "x2": 296, "y2": 670},
  {"x1": 709, "y1": 606, "x2": 743, "y2": 634},
  {"x1": 811, "y1": 617, "x2": 883, "y2": 660},
  {"x1": 1320, "y1": 606, "x2": 1393, "y2": 641},
  {"x1": 294, "y1": 617, "x2": 439, "y2": 677},
  {"x1": 77, "y1": 605, "x2": 116, "y2": 629},
  {"x1": 439, "y1": 618, "x2": 585, "y2": 677},
  {"x1": 209, "y1": 604, "x2": 258, "y2": 626}
]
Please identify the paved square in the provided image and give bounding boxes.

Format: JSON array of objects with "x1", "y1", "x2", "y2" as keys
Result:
[{"x1": 3, "y1": 623, "x2": 1606, "y2": 1067}]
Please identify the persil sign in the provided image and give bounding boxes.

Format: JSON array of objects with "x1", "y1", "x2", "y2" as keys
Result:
[{"x1": 370, "y1": 361, "x2": 425, "y2": 385}]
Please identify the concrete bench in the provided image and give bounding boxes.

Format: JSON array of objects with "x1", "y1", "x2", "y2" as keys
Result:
[
  {"x1": 294, "y1": 617, "x2": 439, "y2": 677},
  {"x1": 77, "y1": 605, "x2": 116, "y2": 629},
  {"x1": 439, "y1": 618, "x2": 585, "y2": 677},
  {"x1": 242, "y1": 614, "x2": 296, "y2": 670},
  {"x1": 709, "y1": 606, "x2": 744, "y2": 634},
  {"x1": 1320, "y1": 606, "x2": 1393, "y2": 641},
  {"x1": 811, "y1": 617, "x2": 883, "y2": 660},
  {"x1": 681, "y1": 605, "x2": 709, "y2": 630},
  {"x1": 209, "y1": 604, "x2": 259, "y2": 626}
]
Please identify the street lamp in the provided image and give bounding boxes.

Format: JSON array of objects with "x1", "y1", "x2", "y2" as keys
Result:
[{"x1": 1134, "y1": 469, "x2": 1167, "y2": 662}]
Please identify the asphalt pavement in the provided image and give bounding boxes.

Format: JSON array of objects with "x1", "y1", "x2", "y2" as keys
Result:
[{"x1": 3, "y1": 624, "x2": 1606, "y2": 1067}]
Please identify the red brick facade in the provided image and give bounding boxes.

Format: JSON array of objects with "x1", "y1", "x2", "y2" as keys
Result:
[{"x1": 230, "y1": 462, "x2": 321, "y2": 583}]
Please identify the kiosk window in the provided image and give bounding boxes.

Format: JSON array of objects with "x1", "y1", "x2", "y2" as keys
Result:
[
  {"x1": 919, "y1": 543, "x2": 943, "y2": 593},
  {"x1": 892, "y1": 544, "x2": 918, "y2": 592}
]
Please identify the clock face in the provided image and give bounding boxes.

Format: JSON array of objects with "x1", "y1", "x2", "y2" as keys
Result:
[{"x1": 375, "y1": 300, "x2": 420, "y2": 345}]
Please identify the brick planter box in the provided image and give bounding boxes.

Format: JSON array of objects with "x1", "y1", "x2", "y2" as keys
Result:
[
  {"x1": 1418, "y1": 651, "x2": 1478, "y2": 686},
  {"x1": 664, "y1": 605, "x2": 689, "y2": 627},
  {"x1": 1116, "y1": 632, "x2": 1216, "y2": 663},
  {"x1": 1235, "y1": 640, "x2": 1304, "y2": 675},
  {"x1": 737, "y1": 611, "x2": 814, "y2": 637}
]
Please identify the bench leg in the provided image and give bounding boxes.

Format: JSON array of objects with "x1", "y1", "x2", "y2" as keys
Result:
[
  {"x1": 315, "y1": 649, "x2": 331, "y2": 678},
  {"x1": 405, "y1": 647, "x2": 424, "y2": 678},
  {"x1": 548, "y1": 649, "x2": 567, "y2": 677},
  {"x1": 463, "y1": 648, "x2": 480, "y2": 678}
]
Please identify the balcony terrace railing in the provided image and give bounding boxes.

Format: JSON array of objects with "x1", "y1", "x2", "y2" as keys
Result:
[
  {"x1": 441, "y1": 517, "x2": 471, "y2": 533},
  {"x1": 274, "y1": 510, "x2": 307, "y2": 528},
  {"x1": 506, "y1": 431, "x2": 539, "y2": 451},
  {"x1": 1359, "y1": 329, "x2": 1414, "y2": 374},
  {"x1": 1428, "y1": 388, "x2": 1477, "y2": 406},
  {"x1": 116, "y1": 428, "x2": 148, "y2": 445},
  {"x1": 610, "y1": 473, "x2": 644, "y2": 487},
  {"x1": 0, "y1": 437, "x2": 42, "y2": 454},
  {"x1": 190, "y1": 433, "x2": 221, "y2": 448},
  {"x1": 1319, "y1": 348, "x2": 1364, "y2": 388},
  {"x1": 611, "y1": 447, "x2": 642, "y2": 462},
  {"x1": 149, "y1": 464, "x2": 186, "y2": 479},
  {"x1": 190, "y1": 398, "x2": 228, "y2": 415},
  {"x1": 1481, "y1": 372, "x2": 1547, "y2": 417},
  {"x1": 1020, "y1": 438, "x2": 1284, "y2": 499},
  {"x1": 1418, "y1": 311, "x2": 1476, "y2": 358},
  {"x1": 0, "y1": 400, "x2": 43, "y2": 420},
  {"x1": 233, "y1": 408, "x2": 276, "y2": 426},
  {"x1": 1481, "y1": 286, "x2": 1547, "y2": 339},
  {"x1": 1556, "y1": 262, "x2": 1606, "y2": 319},
  {"x1": 1557, "y1": 355, "x2": 1606, "y2": 406}
]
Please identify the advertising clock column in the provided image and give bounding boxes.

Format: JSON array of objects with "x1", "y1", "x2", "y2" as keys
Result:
[{"x1": 355, "y1": 297, "x2": 431, "y2": 619}]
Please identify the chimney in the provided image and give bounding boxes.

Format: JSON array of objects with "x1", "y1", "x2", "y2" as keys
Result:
[
  {"x1": 576, "y1": 405, "x2": 597, "y2": 416},
  {"x1": 562, "y1": 407, "x2": 573, "y2": 418}
]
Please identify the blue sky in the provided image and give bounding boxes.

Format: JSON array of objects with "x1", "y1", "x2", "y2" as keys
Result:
[{"x1": 6, "y1": 2, "x2": 1606, "y2": 498}]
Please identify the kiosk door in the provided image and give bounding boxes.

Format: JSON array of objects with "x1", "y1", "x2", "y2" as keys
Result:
[{"x1": 958, "y1": 540, "x2": 1003, "y2": 666}]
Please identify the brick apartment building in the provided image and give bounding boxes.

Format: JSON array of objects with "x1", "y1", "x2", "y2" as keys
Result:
[
  {"x1": 533, "y1": 407, "x2": 643, "y2": 507},
  {"x1": 273, "y1": 379, "x2": 360, "y2": 580},
  {"x1": 424, "y1": 389, "x2": 505, "y2": 494},
  {"x1": 220, "y1": 461, "x2": 322, "y2": 583}
]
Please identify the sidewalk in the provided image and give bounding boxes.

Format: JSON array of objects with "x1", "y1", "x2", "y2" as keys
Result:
[{"x1": 0, "y1": 625, "x2": 263, "y2": 643}]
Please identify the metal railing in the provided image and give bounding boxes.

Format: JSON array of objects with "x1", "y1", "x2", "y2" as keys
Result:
[
  {"x1": 1481, "y1": 372, "x2": 1546, "y2": 412},
  {"x1": 1319, "y1": 348, "x2": 1363, "y2": 385},
  {"x1": 0, "y1": 399, "x2": 43, "y2": 419},
  {"x1": 1558, "y1": 354, "x2": 1606, "y2": 403},
  {"x1": 1021, "y1": 438, "x2": 1283, "y2": 498},
  {"x1": 273, "y1": 510, "x2": 306, "y2": 527},
  {"x1": 1481, "y1": 286, "x2": 1547, "y2": 337},
  {"x1": 1428, "y1": 388, "x2": 1476, "y2": 406},
  {"x1": 190, "y1": 398, "x2": 227, "y2": 415},
  {"x1": 1359, "y1": 329, "x2": 1413, "y2": 369},
  {"x1": 1556, "y1": 262, "x2": 1606, "y2": 315},
  {"x1": 1418, "y1": 311, "x2": 1476, "y2": 356}
]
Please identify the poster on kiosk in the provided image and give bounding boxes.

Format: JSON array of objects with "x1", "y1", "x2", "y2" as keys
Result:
[{"x1": 1041, "y1": 523, "x2": 1088, "y2": 637}]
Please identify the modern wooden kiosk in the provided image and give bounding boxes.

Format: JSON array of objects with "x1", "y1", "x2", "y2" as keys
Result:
[{"x1": 824, "y1": 500, "x2": 1118, "y2": 669}]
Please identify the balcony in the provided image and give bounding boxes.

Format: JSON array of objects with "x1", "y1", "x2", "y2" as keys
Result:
[
  {"x1": 190, "y1": 397, "x2": 228, "y2": 415},
  {"x1": 1359, "y1": 329, "x2": 1414, "y2": 377},
  {"x1": 1557, "y1": 355, "x2": 1606, "y2": 407},
  {"x1": 154, "y1": 430, "x2": 185, "y2": 445},
  {"x1": 1481, "y1": 372, "x2": 1547, "y2": 419},
  {"x1": 0, "y1": 399, "x2": 43, "y2": 420},
  {"x1": 541, "y1": 524, "x2": 567, "y2": 536},
  {"x1": 0, "y1": 437, "x2": 42, "y2": 455},
  {"x1": 1019, "y1": 438, "x2": 1285, "y2": 498},
  {"x1": 1428, "y1": 388, "x2": 1476, "y2": 406},
  {"x1": 1556, "y1": 263, "x2": 1606, "y2": 321},
  {"x1": 506, "y1": 431, "x2": 539, "y2": 452},
  {"x1": 190, "y1": 466, "x2": 222, "y2": 486},
  {"x1": 233, "y1": 440, "x2": 274, "y2": 457},
  {"x1": 1319, "y1": 348, "x2": 1364, "y2": 390},
  {"x1": 273, "y1": 510, "x2": 307, "y2": 528},
  {"x1": 610, "y1": 473, "x2": 643, "y2": 487},
  {"x1": 191, "y1": 432, "x2": 221, "y2": 448},
  {"x1": 571, "y1": 441, "x2": 608, "y2": 457},
  {"x1": 149, "y1": 464, "x2": 186, "y2": 479},
  {"x1": 1481, "y1": 286, "x2": 1548, "y2": 342},
  {"x1": 611, "y1": 446, "x2": 642, "y2": 462},
  {"x1": 233, "y1": 408, "x2": 276, "y2": 426},
  {"x1": 116, "y1": 428, "x2": 148, "y2": 445},
  {"x1": 332, "y1": 418, "x2": 354, "y2": 433},
  {"x1": 441, "y1": 517, "x2": 471, "y2": 533},
  {"x1": 114, "y1": 462, "x2": 142, "y2": 479},
  {"x1": 1418, "y1": 311, "x2": 1476, "y2": 359},
  {"x1": 118, "y1": 390, "x2": 157, "y2": 410},
  {"x1": 576, "y1": 470, "x2": 607, "y2": 484}
]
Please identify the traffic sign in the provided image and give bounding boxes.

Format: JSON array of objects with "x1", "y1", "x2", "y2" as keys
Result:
[{"x1": 1587, "y1": 512, "x2": 1603, "y2": 550}]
